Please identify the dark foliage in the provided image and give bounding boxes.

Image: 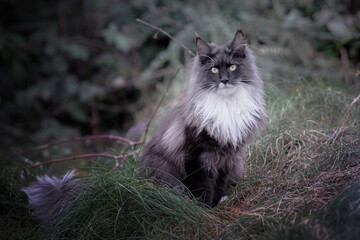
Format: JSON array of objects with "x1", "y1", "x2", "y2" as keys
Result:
[{"x1": 1, "y1": 0, "x2": 359, "y2": 159}]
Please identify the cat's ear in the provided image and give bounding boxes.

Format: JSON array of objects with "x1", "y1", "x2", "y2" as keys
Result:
[
  {"x1": 229, "y1": 29, "x2": 246, "y2": 57},
  {"x1": 196, "y1": 37, "x2": 212, "y2": 57}
]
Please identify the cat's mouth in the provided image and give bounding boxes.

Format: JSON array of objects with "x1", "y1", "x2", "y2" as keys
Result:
[
  {"x1": 217, "y1": 82, "x2": 237, "y2": 95},
  {"x1": 218, "y1": 82, "x2": 232, "y2": 89}
]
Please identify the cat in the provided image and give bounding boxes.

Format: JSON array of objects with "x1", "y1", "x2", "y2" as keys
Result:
[
  {"x1": 140, "y1": 29, "x2": 266, "y2": 207},
  {"x1": 22, "y1": 30, "x2": 266, "y2": 224}
]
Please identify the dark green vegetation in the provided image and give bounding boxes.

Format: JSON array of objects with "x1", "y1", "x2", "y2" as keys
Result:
[{"x1": 1, "y1": 0, "x2": 359, "y2": 239}]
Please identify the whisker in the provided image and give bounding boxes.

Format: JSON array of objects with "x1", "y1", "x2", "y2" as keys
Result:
[
  {"x1": 246, "y1": 44, "x2": 262, "y2": 50},
  {"x1": 199, "y1": 54, "x2": 215, "y2": 64},
  {"x1": 241, "y1": 79, "x2": 279, "y2": 93}
]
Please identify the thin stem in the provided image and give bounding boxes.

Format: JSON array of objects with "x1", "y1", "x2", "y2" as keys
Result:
[
  {"x1": 136, "y1": 18, "x2": 195, "y2": 57},
  {"x1": 143, "y1": 68, "x2": 180, "y2": 142},
  {"x1": 26, "y1": 150, "x2": 139, "y2": 169},
  {"x1": 329, "y1": 93, "x2": 360, "y2": 143},
  {"x1": 16, "y1": 135, "x2": 143, "y2": 157}
]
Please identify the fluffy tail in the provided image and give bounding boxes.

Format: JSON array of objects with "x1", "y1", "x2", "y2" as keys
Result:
[{"x1": 22, "y1": 170, "x2": 80, "y2": 224}]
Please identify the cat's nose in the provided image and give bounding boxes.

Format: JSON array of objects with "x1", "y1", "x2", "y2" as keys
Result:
[{"x1": 221, "y1": 79, "x2": 229, "y2": 85}]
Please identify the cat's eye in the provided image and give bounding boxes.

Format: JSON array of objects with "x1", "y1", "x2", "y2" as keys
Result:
[
  {"x1": 229, "y1": 64, "x2": 237, "y2": 71},
  {"x1": 211, "y1": 67, "x2": 219, "y2": 74}
]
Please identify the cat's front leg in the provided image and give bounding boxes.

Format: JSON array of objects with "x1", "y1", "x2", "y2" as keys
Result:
[
  {"x1": 212, "y1": 169, "x2": 230, "y2": 207},
  {"x1": 183, "y1": 152, "x2": 217, "y2": 206},
  {"x1": 190, "y1": 175, "x2": 216, "y2": 206}
]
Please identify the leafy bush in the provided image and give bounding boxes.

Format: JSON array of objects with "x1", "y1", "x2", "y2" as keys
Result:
[{"x1": 1, "y1": 0, "x2": 359, "y2": 158}]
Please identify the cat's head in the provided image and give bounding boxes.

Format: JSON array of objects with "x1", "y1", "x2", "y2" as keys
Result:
[{"x1": 191, "y1": 30, "x2": 260, "y2": 96}]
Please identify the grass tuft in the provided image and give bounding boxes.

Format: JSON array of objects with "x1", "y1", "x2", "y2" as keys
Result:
[
  {"x1": 217, "y1": 78, "x2": 360, "y2": 239},
  {"x1": 40, "y1": 164, "x2": 216, "y2": 239}
]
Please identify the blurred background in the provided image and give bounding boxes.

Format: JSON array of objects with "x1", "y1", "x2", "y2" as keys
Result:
[{"x1": 1, "y1": 0, "x2": 359, "y2": 163}]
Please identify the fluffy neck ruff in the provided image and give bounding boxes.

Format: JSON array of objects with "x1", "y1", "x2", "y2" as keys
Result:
[{"x1": 186, "y1": 84, "x2": 265, "y2": 148}]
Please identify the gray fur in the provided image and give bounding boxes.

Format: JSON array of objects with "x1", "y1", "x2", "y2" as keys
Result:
[
  {"x1": 141, "y1": 103, "x2": 187, "y2": 188},
  {"x1": 22, "y1": 170, "x2": 80, "y2": 224},
  {"x1": 141, "y1": 30, "x2": 267, "y2": 205}
]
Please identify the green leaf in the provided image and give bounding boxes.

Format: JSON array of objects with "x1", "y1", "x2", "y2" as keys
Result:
[
  {"x1": 102, "y1": 23, "x2": 130, "y2": 52},
  {"x1": 67, "y1": 101, "x2": 89, "y2": 123},
  {"x1": 326, "y1": 18, "x2": 352, "y2": 42},
  {"x1": 114, "y1": 33, "x2": 129, "y2": 52},
  {"x1": 78, "y1": 82, "x2": 105, "y2": 101},
  {"x1": 61, "y1": 43, "x2": 90, "y2": 60}
]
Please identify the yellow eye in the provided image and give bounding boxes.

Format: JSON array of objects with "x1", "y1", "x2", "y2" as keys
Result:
[
  {"x1": 211, "y1": 67, "x2": 219, "y2": 74},
  {"x1": 229, "y1": 64, "x2": 237, "y2": 71}
]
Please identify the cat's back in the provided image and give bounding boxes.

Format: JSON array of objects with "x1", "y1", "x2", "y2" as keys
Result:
[
  {"x1": 140, "y1": 100, "x2": 186, "y2": 161},
  {"x1": 140, "y1": 100, "x2": 188, "y2": 185}
]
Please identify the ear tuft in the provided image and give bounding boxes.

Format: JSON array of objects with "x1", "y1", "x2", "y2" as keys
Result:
[
  {"x1": 196, "y1": 37, "x2": 212, "y2": 56},
  {"x1": 229, "y1": 29, "x2": 246, "y2": 57}
]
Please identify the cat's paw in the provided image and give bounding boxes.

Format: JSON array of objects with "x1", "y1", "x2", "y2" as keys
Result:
[{"x1": 219, "y1": 195, "x2": 229, "y2": 203}]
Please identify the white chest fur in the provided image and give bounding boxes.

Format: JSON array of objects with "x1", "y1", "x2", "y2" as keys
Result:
[{"x1": 193, "y1": 85, "x2": 263, "y2": 147}]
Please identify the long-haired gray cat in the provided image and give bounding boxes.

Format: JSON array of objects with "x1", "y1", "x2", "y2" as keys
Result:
[
  {"x1": 22, "y1": 29, "x2": 266, "y2": 224},
  {"x1": 141, "y1": 29, "x2": 266, "y2": 206}
]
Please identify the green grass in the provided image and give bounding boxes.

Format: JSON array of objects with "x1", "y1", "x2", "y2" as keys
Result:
[
  {"x1": 46, "y1": 165, "x2": 215, "y2": 239},
  {"x1": 216, "y1": 78, "x2": 360, "y2": 239},
  {"x1": 1, "y1": 77, "x2": 359, "y2": 239},
  {"x1": 0, "y1": 170, "x2": 40, "y2": 240},
  {"x1": 267, "y1": 180, "x2": 360, "y2": 240}
]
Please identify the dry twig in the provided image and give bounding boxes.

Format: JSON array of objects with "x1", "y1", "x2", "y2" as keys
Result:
[
  {"x1": 17, "y1": 135, "x2": 143, "y2": 157},
  {"x1": 142, "y1": 68, "x2": 180, "y2": 142},
  {"x1": 136, "y1": 18, "x2": 195, "y2": 57},
  {"x1": 23, "y1": 20, "x2": 186, "y2": 171},
  {"x1": 329, "y1": 93, "x2": 360, "y2": 144},
  {"x1": 26, "y1": 150, "x2": 140, "y2": 169}
]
